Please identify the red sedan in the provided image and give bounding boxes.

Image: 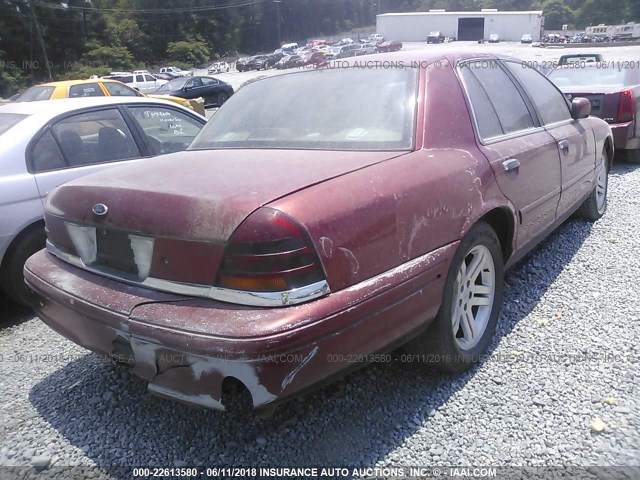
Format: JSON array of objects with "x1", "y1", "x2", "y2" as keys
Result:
[{"x1": 25, "y1": 51, "x2": 613, "y2": 414}]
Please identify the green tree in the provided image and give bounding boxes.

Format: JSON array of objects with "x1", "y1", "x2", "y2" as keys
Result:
[
  {"x1": 535, "y1": 0, "x2": 574, "y2": 29},
  {"x1": 166, "y1": 40, "x2": 210, "y2": 66}
]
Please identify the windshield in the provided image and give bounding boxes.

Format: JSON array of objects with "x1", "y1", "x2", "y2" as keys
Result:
[
  {"x1": 190, "y1": 66, "x2": 417, "y2": 151},
  {"x1": 15, "y1": 86, "x2": 55, "y2": 102},
  {"x1": 0, "y1": 113, "x2": 28, "y2": 135},
  {"x1": 157, "y1": 78, "x2": 187, "y2": 91},
  {"x1": 549, "y1": 66, "x2": 631, "y2": 87}
]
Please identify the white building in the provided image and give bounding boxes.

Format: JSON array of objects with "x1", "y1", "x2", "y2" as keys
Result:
[{"x1": 376, "y1": 10, "x2": 544, "y2": 42}]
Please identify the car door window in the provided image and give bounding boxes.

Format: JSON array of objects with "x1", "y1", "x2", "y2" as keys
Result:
[
  {"x1": 51, "y1": 108, "x2": 141, "y2": 166},
  {"x1": 136, "y1": 75, "x2": 144, "y2": 82},
  {"x1": 504, "y1": 61, "x2": 572, "y2": 125},
  {"x1": 201, "y1": 77, "x2": 218, "y2": 86},
  {"x1": 31, "y1": 130, "x2": 67, "y2": 172},
  {"x1": 144, "y1": 75, "x2": 156, "y2": 82},
  {"x1": 68, "y1": 83, "x2": 104, "y2": 98},
  {"x1": 102, "y1": 82, "x2": 140, "y2": 97},
  {"x1": 128, "y1": 105, "x2": 203, "y2": 154},
  {"x1": 459, "y1": 67, "x2": 503, "y2": 140},
  {"x1": 190, "y1": 78, "x2": 203, "y2": 88},
  {"x1": 462, "y1": 62, "x2": 535, "y2": 135}
]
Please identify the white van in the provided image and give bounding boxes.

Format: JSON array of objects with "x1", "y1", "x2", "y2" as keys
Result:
[{"x1": 281, "y1": 42, "x2": 299, "y2": 51}]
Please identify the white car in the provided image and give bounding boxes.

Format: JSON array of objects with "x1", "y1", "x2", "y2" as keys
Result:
[
  {"x1": 489, "y1": 33, "x2": 500, "y2": 43},
  {"x1": 356, "y1": 43, "x2": 378, "y2": 55},
  {"x1": 159, "y1": 66, "x2": 193, "y2": 77},
  {"x1": 0, "y1": 97, "x2": 206, "y2": 305},
  {"x1": 333, "y1": 38, "x2": 354, "y2": 46},
  {"x1": 208, "y1": 61, "x2": 230, "y2": 74},
  {"x1": 368, "y1": 34, "x2": 384, "y2": 43},
  {"x1": 102, "y1": 72, "x2": 167, "y2": 93}
]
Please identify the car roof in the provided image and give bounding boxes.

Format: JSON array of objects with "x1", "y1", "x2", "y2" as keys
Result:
[
  {"x1": 36, "y1": 78, "x2": 124, "y2": 88},
  {"x1": 331, "y1": 48, "x2": 498, "y2": 66},
  {"x1": 0, "y1": 96, "x2": 190, "y2": 117}
]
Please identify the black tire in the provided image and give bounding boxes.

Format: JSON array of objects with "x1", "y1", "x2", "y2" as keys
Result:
[
  {"x1": 217, "y1": 93, "x2": 228, "y2": 106},
  {"x1": 577, "y1": 148, "x2": 609, "y2": 221},
  {"x1": 404, "y1": 222, "x2": 504, "y2": 373},
  {"x1": 0, "y1": 226, "x2": 46, "y2": 306},
  {"x1": 624, "y1": 149, "x2": 640, "y2": 164}
]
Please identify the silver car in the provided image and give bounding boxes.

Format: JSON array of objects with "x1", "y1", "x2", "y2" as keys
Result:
[{"x1": 0, "y1": 97, "x2": 206, "y2": 305}]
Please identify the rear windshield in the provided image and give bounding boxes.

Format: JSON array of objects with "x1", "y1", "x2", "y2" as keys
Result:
[
  {"x1": 549, "y1": 66, "x2": 631, "y2": 87},
  {"x1": 190, "y1": 67, "x2": 417, "y2": 151},
  {"x1": 15, "y1": 86, "x2": 55, "y2": 102},
  {"x1": 157, "y1": 78, "x2": 187, "y2": 91},
  {"x1": 0, "y1": 113, "x2": 28, "y2": 136}
]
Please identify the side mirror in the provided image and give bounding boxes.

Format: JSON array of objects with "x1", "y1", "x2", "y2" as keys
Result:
[{"x1": 571, "y1": 97, "x2": 591, "y2": 119}]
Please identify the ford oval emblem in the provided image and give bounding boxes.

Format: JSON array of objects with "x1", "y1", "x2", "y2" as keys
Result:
[{"x1": 92, "y1": 203, "x2": 108, "y2": 216}]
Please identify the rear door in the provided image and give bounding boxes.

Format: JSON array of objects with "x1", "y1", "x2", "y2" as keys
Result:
[
  {"x1": 458, "y1": 60, "x2": 562, "y2": 250},
  {"x1": 504, "y1": 61, "x2": 596, "y2": 217}
]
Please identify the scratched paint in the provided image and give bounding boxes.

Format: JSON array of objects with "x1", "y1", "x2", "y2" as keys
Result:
[
  {"x1": 338, "y1": 247, "x2": 360, "y2": 275},
  {"x1": 281, "y1": 345, "x2": 319, "y2": 390}
]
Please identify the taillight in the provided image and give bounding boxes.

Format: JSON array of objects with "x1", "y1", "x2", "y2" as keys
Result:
[
  {"x1": 216, "y1": 208, "x2": 326, "y2": 293},
  {"x1": 618, "y1": 90, "x2": 635, "y2": 122}
]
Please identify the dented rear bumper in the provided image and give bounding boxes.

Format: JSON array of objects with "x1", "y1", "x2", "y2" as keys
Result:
[{"x1": 24, "y1": 245, "x2": 455, "y2": 411}]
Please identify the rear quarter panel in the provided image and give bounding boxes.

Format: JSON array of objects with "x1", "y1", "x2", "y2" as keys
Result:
[
  {"x1": 0, "y1": 142, "x2": 42, "y2": 262},
  {"x1": 270, "y1": 60, "x2": 513, "y2": 292}
]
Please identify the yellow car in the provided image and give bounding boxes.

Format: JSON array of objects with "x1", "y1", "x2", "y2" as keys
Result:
[{"x1": 13, "y1": 79, "x2": 204, "y2": 114}]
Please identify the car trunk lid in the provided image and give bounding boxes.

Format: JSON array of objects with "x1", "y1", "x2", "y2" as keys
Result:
[
  {"x1": 45, "y1": 148, "x2": 407, "y2": 286},
  {"x1": 559, "y1": 86, "x2": 627, "y2": 123}
]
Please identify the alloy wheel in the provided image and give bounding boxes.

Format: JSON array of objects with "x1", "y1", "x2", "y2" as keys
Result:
[{"x1": 451, "y1": 245, "x2": 496, "y2": 350}]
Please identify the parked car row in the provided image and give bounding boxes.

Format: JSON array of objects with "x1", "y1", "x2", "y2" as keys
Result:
[
  {"x1": 242, "y1": 34, "x2": 400, "y2": 71},
  {"x1": 543, "y1": 33, "x2": 625, "y2": 44}
]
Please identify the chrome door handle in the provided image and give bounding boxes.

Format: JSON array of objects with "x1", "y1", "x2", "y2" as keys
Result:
[
  {"x1": 559, "y1": 140, "x2": 570, "y2": 155},
  {"x1": 502, "y1": 158, "x2": 520, "y2": 172}
]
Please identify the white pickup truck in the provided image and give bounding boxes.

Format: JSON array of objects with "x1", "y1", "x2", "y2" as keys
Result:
[
  {"x1": 159, "y1": 66, "x2": 193, "y2": 78},
  {"x1": 102, "y1": 72, "x2": 167, "y2": 93}
]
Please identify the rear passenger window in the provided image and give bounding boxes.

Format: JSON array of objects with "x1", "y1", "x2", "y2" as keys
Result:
[
  {"x1": 459, "y1": 67, "x2": 503, "y2": 140},
  {"x1": 68, "y1": 83, "x2": 104, "y2": 98},
  {"x1": 31, "y1": 131, "x2": 67, "y2": 172},
  {"x1": 504, "y1": 61, "x2": 571, "y2": 125},
  {"x1": 462, "y1": 61, "x2": 535, "y2": 136},
  {"x1": 103, "y1": 82, "x2": 139, "y2": 97},
  {"x1": 51, "y1": 108, "x2": 141, "y2": 166}
]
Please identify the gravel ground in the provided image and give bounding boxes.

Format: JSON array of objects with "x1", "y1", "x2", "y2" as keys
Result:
[{"x1": 0, "y1": 161, "x2": 639, "y2": 478}]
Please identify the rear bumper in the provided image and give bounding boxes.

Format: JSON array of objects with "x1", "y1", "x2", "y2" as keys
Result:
[
  {"x1": 24, "y1": 244, "x2": 455, "y2": 411},
  {"x1": 610, "y1": 121, "x2": 639, "y2": 151}
]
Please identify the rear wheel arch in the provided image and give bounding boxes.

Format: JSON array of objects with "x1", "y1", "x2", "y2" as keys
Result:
[
  {"x1": 475, "y1": 208, "x2": 514, "y2": 263},
  {"x1": 604, "y1": 137, "x2": 614, "y2": 170},
  {"x1": 0, "y1": 219, "x2": 46, "y2": 305}
]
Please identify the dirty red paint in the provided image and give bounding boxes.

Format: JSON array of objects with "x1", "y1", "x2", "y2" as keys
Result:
[{"x1": 24, "y1": 50, "x2": 614, "y2": 413}]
